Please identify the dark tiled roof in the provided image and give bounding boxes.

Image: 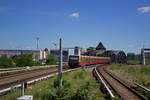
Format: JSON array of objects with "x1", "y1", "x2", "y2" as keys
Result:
[{"x1": 96, "y1": 42, "x2": 106, "y2": 50}]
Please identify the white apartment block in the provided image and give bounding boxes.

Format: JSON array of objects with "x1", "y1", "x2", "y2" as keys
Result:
[{"x1": 0, "y1": 50, "x2": 48, "y2": 60}]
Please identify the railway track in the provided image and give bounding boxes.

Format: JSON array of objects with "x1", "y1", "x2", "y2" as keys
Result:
[
  {"x1": 0, "y1": 65, "x2": 57, "y2": 77},
  {"x1": 95, "y1": 65, "x2": 147, "y2": 100},
  {"x1": 0, "y1": 65, "x2": 82, "y2": 97},
  {"x1": 0, "y1": 67, "x2": 64, "y2": 90}
]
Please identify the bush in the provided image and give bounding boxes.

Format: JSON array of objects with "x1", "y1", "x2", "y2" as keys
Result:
[
  {"x1": 46, "y1": 54, "x2": 56, "y2": 65},
  {"x1": 2, "y1": 70, "x2": 103, "y2": 100},
  {"x1": 40, "y1": 70, "x2": 101, "y2": 100},
  {"x1": 13, "y1": 54, "x2": 35, "y2": 67},
  {"x1": 127, "y1": 60, "x2": 140, "y2": 65},
  {"x1": 0, "y1": 56, "x2": 16, "y2": 68}
]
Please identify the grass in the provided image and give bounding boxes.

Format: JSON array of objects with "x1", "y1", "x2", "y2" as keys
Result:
[
  {"x1": 127, "y1": 60, "x2": 141, "y2": 65},
  {"x1": 1, "y1": 70, "x2": 106, "y2": 100},
  {"x1": 110, "y1": 64, "x2": 150, "y2": 86},
  {"x1": 109, "y1": 64, "x2": 150, "y2": 99}
]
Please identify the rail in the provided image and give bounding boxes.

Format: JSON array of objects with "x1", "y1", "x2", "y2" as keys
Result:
[
  {"x1": 0, "y1": 67, "x2": 80, "y2": 95},
  {"x1": 94, "y1": 67, "x2": 115, "y2": 98},
  {"x1": 135, "y1": 82, "x2": 150, "y2": 92},
  {"x1": 103, "y1": 66, "x2": 147, "y2": 100},
  {"x1": 0, "y1": 65, "x2": 58, "y2": 74}
]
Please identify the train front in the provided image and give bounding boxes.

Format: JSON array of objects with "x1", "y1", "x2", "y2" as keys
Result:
[{"x1": 68, "y1": 55, "x2": 79, "y2": 68}]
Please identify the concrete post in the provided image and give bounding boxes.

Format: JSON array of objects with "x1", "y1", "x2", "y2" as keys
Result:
[
  {"x1": 59, "y1": 38, "x2": 62, "y2": 88},
  {"x1": 143, "y1": 50, "x2": 146, "y2": 65},
  {"x1": 21, "y1": 82, "x2": 24, "y2": 96}
]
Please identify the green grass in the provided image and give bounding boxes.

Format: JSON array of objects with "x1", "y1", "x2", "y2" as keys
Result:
[
  {"x1": 127, "y1": 60, "x2": 141, "y2": 65},
  {"x1": 1, "y1": 70, "x2": 105, "y2": 100},
  {"x1": 109, "y1": 64, "x2": 125, "y2": 70},
  {"x1": 109, "y1": 64, "x2": 150, "y2": 99},
  {"x1": 109, "y1": 64, "x2": 150, "y2": 88}
]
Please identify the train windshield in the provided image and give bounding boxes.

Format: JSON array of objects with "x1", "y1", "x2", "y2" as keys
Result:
[{"x1": 69, "y1": 56, "x2": 79, "y2": 62}]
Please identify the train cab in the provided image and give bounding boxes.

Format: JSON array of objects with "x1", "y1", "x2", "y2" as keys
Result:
[{"x1": 68, "y1": 55, "x2": 79, "y2": 68}]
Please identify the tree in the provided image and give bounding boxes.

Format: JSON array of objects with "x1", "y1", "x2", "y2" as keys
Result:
[
  {"x1": 46, "y1": 54, "x2": 56, "y2": 65},
  {"x1": 87, "y1": 47, "x2": 95, "y2": 51},
  {"x1": 13, "y1": 54, "x2": 35, "y2": 67},
  {"x1": 44, "y1": 48, "x2": 48, "y2": 51},
  {"x1": 0, "y1": 56, "x2": 15, "y2": 68},
  {"x1": 127, "y1": 53, "x2": 135, "y2": 61}
]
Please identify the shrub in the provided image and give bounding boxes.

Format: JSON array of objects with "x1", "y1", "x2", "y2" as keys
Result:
[
  {"x1": 13, "y1": 54, "x2": 35, "y2": 67},
  {"x1": 2, "y1": 70, "x2": 103, "y2": 100},
  {"x1": 0, "y1": 56, "x2": 16, "y2": 68},
  {"x1": 46, "y1": 54, "x2": 56, "y2": 65}
]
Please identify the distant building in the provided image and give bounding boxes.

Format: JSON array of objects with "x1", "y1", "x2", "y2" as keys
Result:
[
  {"x1": 50, "y1": 49, "x2": 68, "y2": 62},
  {"x1": 74, "y1": 46, "x2": 81, "y2": 55},
  {"x1": 0, "y1": 50, "x2": 48, "y2": 61},
  {"x1": 96, "y1": 42, "x2": 106, "y2": 50},
  {"x1": 81, "y1": 48, "x2": 87, "y2": 54},
  {"x1": 82, "y1": 42, "x2": 127, "y2": 63}
]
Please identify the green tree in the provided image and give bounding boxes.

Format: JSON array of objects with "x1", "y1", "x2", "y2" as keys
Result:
[
  {"x1": 13, "y1": 54, "x2": 34, "y2": 67},
  {"x1": 46, "y1": 54, "x2": 56, "y2": 65},
  {"x1": 44, "y1": 48, "x2": 48, "y2": 51},
  {"x1": 87, "y1": 47, "x2": 95, "y2": 51},
  {"x1": 127, "y1": 53, "x2": 135, "y2": 61},
  {"x1": 0, "y1": 56, "x2": 15, "y2": 68}
]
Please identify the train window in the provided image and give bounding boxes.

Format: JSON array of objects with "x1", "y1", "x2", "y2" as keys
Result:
[{"x1": 69, "y1": 56, "x2": 78, "y2": 62}]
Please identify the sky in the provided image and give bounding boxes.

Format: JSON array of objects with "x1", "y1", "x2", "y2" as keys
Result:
[{"x1": 0, "y1": 0, "x2": 150, "y2": 54}]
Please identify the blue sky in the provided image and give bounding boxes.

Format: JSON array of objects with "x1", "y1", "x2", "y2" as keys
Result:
[{"x1": 0, "y1": 0, "x2": 150, "y2": 53}]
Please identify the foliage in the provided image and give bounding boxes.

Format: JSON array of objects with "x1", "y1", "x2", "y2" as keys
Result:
[
  {"x1": 44, "y1": 48, "x2": 48, "y2": 51},
  {"x1": 0, "y1": 53, "x2": 43, "y2": 68},
  {"x1": 13, "y1": 54, "x2": 35, "y2": 67},
  {"x1": 145, "y1": 59, "x2": 150, "y2": 64},
  {"x1": 33, "y1": 60, "x2": 42, "y2": 66},
  {"x1": 127, "y1": 53, "x2": 141, "y2": 65},
  {"x1": 127, "y1": 60, "x2": 141, "y2": 65},
  {"x1": 0, "y1": 56, "x2": 16, "y2": 68},
  {"x1": 87, "y1": 47, "x2": 95, "y2": 51},
  {"x1": 110, "y1": 64, "x2": 150, "y2": 99},
  {"x1": 2, "y1": 70, "x2": 104, "y2": 100},
  {"x1": 109, "y1": 63, "x2": 125, "y2": 70},
  {"x1": 127, "y1": 53, "x2": 136, "y2": 61},
  {"x1": 110, "y1": 64, "x2": 150, "y2": 88},
  {"x1": 46, "y1": 54, "x2": 56, "y2": 65}
]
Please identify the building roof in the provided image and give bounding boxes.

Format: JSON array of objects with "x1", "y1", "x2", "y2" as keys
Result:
[{"x1": 96, "y1": 42, "x2": 106, "y2": 50}]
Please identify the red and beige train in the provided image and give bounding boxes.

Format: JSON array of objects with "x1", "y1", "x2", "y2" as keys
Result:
[{"x1": 68, "y1": 55, "x2": 110, "y2": 68}]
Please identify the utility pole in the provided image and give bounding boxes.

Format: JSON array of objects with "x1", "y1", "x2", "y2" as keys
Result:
[
  {"x1": 36, "y1": 37, "x2": 39, "y2": 49},
  {"x1": 59, "y1": 38, "x2": 62, "y2": 88},
  {"x1": 143, "y1": 51, "x2": 146, "y2": 65},
  {"x1": 142, "y1": 45, "x2": 146, "y2": 65}
]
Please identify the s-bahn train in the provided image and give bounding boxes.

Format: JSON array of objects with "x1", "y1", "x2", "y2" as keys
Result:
[{"x1": 68, "y1": 55, "x2": 110, "y2": 68}]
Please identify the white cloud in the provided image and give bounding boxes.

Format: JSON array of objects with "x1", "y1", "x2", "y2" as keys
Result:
[
  {"x1": 137, "y1": 6, "x2": 150, "y2": 13},
  {"x1": 69, "y1": 12, "x2": 79, "y2": 18}
]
